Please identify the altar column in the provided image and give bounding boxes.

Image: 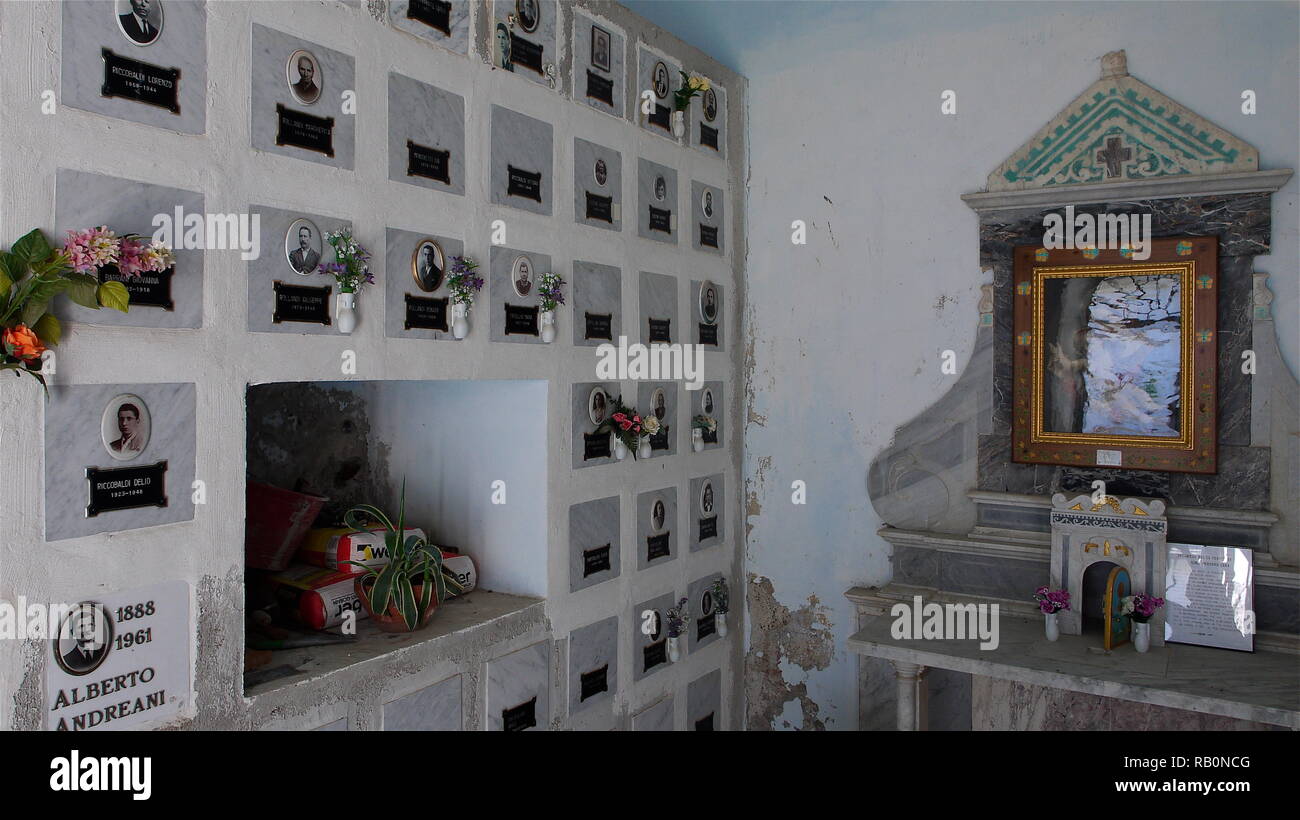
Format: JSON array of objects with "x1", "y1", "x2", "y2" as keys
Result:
[{"x1": 892, "y1": 661, "x2": 929, "y2": 731}]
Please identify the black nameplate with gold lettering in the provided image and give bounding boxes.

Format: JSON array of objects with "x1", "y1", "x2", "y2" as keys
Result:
[
  {"x1": 582, "y1": 544, "x2": 611, "y2": 577},
  {"x1": 579, "y1": 666, "x2": 608, "y2": 701},
  {"x1": 643, "y1": 639, "x2": 667, "y2": 672},
  {"x1": 646, "y1": 532, "x2": 671, "y2": 561},
  {"x1": 404, "y1": 294, "x2": 448, "y2": 332},
  {"x1": 101, "y1": 49, "x2": 180, "y2": 113},
  {"x1": 648, "y1": 318, "x2": 671, "y2": 343},
  {"x1": 696, "y1": 611, "x2": 716, "y2": 641},
  {"x1": 648, "y1": 206, "x2": 672, "y2": 234},
  {"x1": 583, "y1": 432, "x2": 611, "y2": 461},
  {"x1": 407, "y1": 0, "x2": 451, "y2": 34},
  {"x1": 507, "y1": 165, "x2": 543, "y2": 202},
  {"x1": 98, "y1": 264, "x2": 175, "y2": 310},
  {"x1": 700, "y1": 224, "x2": 719, "y2": 248},
  {"x1": 504, "y1": 303, "x2": 540, "y2": 336},
  {"x1": 273, "y1": 281, "x2": 332, "y2": 325},
  {"x1": 510, "y1": 34, "x2": 544, "y2": 75},
  {"x1": 275, "y1": 104, "x2": 335, "y2": 157},
  {"x1": 698, "y1": 323, "x2": 718, "y2": 346},
  {"x1": 585, "y1": 191, "x2": 613, "y2": 223},
  {"x1": 502, "y1": 698, "x2": 537, "y2": 731},
  {"x1": 695, "y1": 712, "x2": 714, "y2": 731},
  {"x1": 698, "y1": 515, "x2": 718, "y2": 541},
  {"x1": 650, "y1": 429, "x2": 669, "y2": 451},
  {"x1": 407, "y1": 140, "x2": 450, "y2": 184},
  {"x1": 648, "y1": 103, "x2": 670, "y2": 131},
  {"x1": 584, "y1": 312, "x2": 612, "y2": 341},
  {"x1": 586, "y1": 70, "x2": 614, "y2": 105},
  {"x1": 86, "y1": 461, "x2": 168, "y2": 518},
  {"x1": 700, "y1": 123, "x2": 719, "y2": 150}
]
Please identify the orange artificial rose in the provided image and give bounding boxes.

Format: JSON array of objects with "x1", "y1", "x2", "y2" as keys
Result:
[{"x1": 3, "y1": 324, "x2": 46, "y2": 362}]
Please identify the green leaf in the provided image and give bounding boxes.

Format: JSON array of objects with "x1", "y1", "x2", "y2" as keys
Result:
[
  {"x1": 11, "y1": 229, "x2": 52, "y2": 268},
  {"x1": 32, "y1": 313, "x2": 61, "y2": 347},
  {"x1": 344, "y1": 503, "x2": 393, "y2": 533},
  {"x1": 0, "y1": 259, "x2": 12, "y2": 296},
  {"x1": 370, "y1": 560, "x2": 399, "y2": 616},
  {"x1": 97, "y1": 281, "x2": 130, "y2": 313},
  {"x1": 64, "y1": 273, "x2": 101, "y2": 310},
  {"x1": 20, "y1": 298, "x2": 49, "y2": 329},
  {"x1": 396, "y1": 579, "x2": 418, "y2": 630}
]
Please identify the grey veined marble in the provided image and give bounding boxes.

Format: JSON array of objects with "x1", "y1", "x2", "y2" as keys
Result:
[
  {"x1": 384, "y1": 227, "x2": 465, "y2": 341},
  {"x1": 570, "y1": 261, "x2": 621, "y2": 348},
  {"x1": 639, "y1": 270, "x2": 678, "y2": 345},
  {"x1": 691, "y1": 180, "x2": 725, "y2": 254},
  {"x1": 61, "y1": 0, "x2": 208, "y2": 134},
  {"x1": 44, "y1": 382, "x2": 196, "y2": 541},
  {"x1": 632, "y1": 696, "x2": 674, "y2": 731},
  {"x1": 250, "y1": 24, "x2": 356, "y2": 170},
  {"x1": 569, "y1": 495, "x2": 620, "y2": 593},
  {"x1": 486, "y1": 640, "x2": 550, "y2": 731},
  {"x1": 389, "y1": 0, "x2": 470, "y2": 54},
  {"x1": 687, "y1": 667, "x2": 722, "y2": 730},
  {"x1": 388, "y1": 72, "x2": 466, "y2": 196},
  {"x1": 488, "y1": 244, "x2": 550, "y2": 344},
  {"x1": 568, "y1": 616, "x2": 618, "y2": 715},
  {"x1": 572, "y1": 10, "x2": 624, "y2": 117},
  {"x1": 246, "y1": 205, "x2": 352, "y2": 336},
  {"x1": 383, "y1": 674, "x2": 462, "y2": 731},
  {"x1": 636, "y1": 47, "x2": 679, "y2": 140},
  {"x1": 490, "y1": 105, "x2": 553, "y2": 216},
  {"x1": 492, "y1": 0, "x2": 558, "y2": 90},
  {"x1": 573, "y1": 138, "x2": 622, "y2": 232},
  {"x1": 637, "y1": 158, "x2": 678, "y2": 244}
]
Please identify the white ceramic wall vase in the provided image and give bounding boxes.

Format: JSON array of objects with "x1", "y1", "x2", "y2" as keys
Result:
[
  {"x1": 673, "y1": 110, "x2": 685, "y2": 137},
  {"x1": 1044, "y1": 612, "x2": 1060, "y2": 642},
  {"x1": 540, "y1": 309, "x2": 556, "y2": 343},
  {"x1": 613, "y1": 434, "x2": 627, "y2": 461},
  {"x1": 667, "y1": 636, "x2": 680, "y2": 662},
  {"x1": 336, "y1": 292, "x2": 357, "y2": 335},
  {"x1": 716, "y1": 612, "x2": 728, "y2": 637},
  {"x1": 637, "y1": 437, "x2": 652, "y2": 459},
  {"x1": 692, "y1": 428, "x2": 704, "y2": 452},
  {"x1": 1133, "y1": 621, "x2": 1150, "y2": 653},
  {"x1": 451, "y1": 302, "x2": 469, "y2": 339}
]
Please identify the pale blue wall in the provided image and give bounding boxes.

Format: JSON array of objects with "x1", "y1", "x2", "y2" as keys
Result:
[{"x1": 627, "y1": 0, "x2": 1299, "y2": 729}]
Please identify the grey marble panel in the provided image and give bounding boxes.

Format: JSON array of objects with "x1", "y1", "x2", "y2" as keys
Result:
[
  {"x1": 631, "y1": 696, "x2": 673, "y2": 731},
  {"x1": 635, "y1": 381, "x2": 677, "y2": 459},
  {"x1": 690, "y1": 280, "x2": 725, "y2": 351},
  {"x1": 488, "y1": 245, "x2": 549, "y2": 344},
  {"x1": 54, "y1": 168, "x2": 205, "y2": 329},
  {"x1": 314, "y1": 717, "x2": 348, "y2": 731},
  {"x1": 636, "y1": 158, "x2": 678, "y2": 244},
  {"x1": 571, "y1": 261, "x2": 621, "y2": 347},
  {"x1": 492, "y1": 0, "x2": 557, "y2": 90},
  {"x1": 389, "y1": 0, "x2": 470, "y2": 54},
  {"x1": 489, "y1": 105, "x2": 553, "y2": 215},
  {"x1": 892, "y1": 546, "x2": 939, "y2": 587},
  {"x1": 569, "y1": 495, "x2": 620, "y2": 592},
  {"x1": 691, "y1": 80, "x2": 726, "y2": 159},
  {"x1": 569, "y1": 615, "x2": 618, "y2": 715},
  {"x1": 636, "y1": 47, "x2": 679, "y2": 140},
  {"x1": 486, "y1": 640, "x2": 549, "y2": 731},
  {"x1": 387, "y1": 72, "x2": 466, "y2": 195},
  {"x1": 384, "y1": 674, "x2": 462, "y2": 731},
  {"x1": 1254, "y1": 582, "x2": 1300, "y2": 635},
  {"x1": 687, "y1": 572, "x2": 724, "y2": 653},
  {"x1": 632, "y1": 590, "x2": 677, "y2": 681},
  {"x1": 572, "y1": 11, "x2": 623, "y2": 117},
  {"x1": 247, "y1": 205, "x2": 352, "y2": 336},
  {"x1": 573, "y1": 138, "x2": 622, "y2": 232},
  {"x1": 60, "y1": 0, "x2": 207, "y2": 134},
  {"x1": 687, "y1": 667, "x2": 721, "y2": 730},
  {"x1": 688, "y1": 380, "x2": 723, "y2": 451},
  {"x1": 384, "y1": 227, "x2": 465, "y2": 341},
  {"x1": 251, "y1": 24, "x2": 355, "y2": 170},
  {"x1": 937, "y1": 552, "x2": 1048, "y2": 600},
  {"x1": 688, "y1": 473, "x2": 724, "y2": 553},
  {"x1": 638, "y1": 270, "x2": 678, "y2": 345},
  {"x1": 571, "y1": 381, "x2": 620, "y2": 470},
  {"x1": 635, "y1": 486, "x2": 677, "y2": 570},
  {"x1": 45, "y1": 382, "x2": 196, "y2": 541},
  {"x1": 690, "y1": 181, "x2": 724, "y2": 254}
]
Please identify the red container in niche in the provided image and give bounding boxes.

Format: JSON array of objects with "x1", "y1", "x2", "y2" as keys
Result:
[{"x1": 245, "y1": 482, "x2": 329, "y2": 571}]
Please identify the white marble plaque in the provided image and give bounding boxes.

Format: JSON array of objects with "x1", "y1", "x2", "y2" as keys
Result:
[
  {"x1": 1164, "y1": 544, "x2": 1255, "y2": 652},
  {"x1": 45, "y1": 580, "x2": 190, "y2": 731}
]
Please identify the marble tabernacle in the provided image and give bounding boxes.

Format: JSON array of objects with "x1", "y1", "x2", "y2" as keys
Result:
[{"x1": 855, "y1": 51, "x2": 1298, "y2": 730}]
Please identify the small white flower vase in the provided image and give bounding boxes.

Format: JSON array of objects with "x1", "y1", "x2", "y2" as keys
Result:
[
  {"x1": 1133, "y1": 621, "x2": 1150, "y2": 653},
  {"x1": 336, "y1": 291, "x2": 357, "y2": 335},
  {"x1": 667, "y1": 636, "x2": 680, "y2": 663},
  {"x1": 716, "y1": 612, "x2": 728, "y2": 637},
  {"x1": 637, "y1": 437, "x2": 652, "y2": 459},
  {"x1": 692, "y1": 428, "x2": 705, "y2": 452},
  {"x1": 451, "y1": 302, "x2": 469, "y2": 340},
  {"x1": 672, "y1": 110, "x2": 685, "y2": 138},
  {"x1": 540, "y1": 309, "x2": 556, "y2": 344},
  {"x1": 613, "y1": 434, "x2": 627, "y2": 461},
  {"x1": 1044, "y1": 612, "x2": 1060, "y2": 642}
]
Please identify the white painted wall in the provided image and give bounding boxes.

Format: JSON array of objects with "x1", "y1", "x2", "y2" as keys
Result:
[{"x1": 736, "y1": 2, "x2": 1299, "y2": 729}]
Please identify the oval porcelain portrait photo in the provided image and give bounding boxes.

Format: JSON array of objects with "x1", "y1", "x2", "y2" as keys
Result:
[
  {"x1": 286, "y1": 48, "x2": 322, "y2": 105},
  {"x1": 411, "y1": 238, "x2": 445, "y2": 293},
  {"x1": 512, "y1": 254, "x2": 534, "y2": 297},
  {"x1": 594, "y1": 158, "x2": 608, "y2": 187},
  {"x1": 699, "y1": 280, "x2": 719, "y2": 325},
  {"x1": 700, "y1": 479, "x2": 715, "y2": 517},
  {"x1": 285, "y1": 218, "x2": 323, "y2": 275},
  {"x1": 116, "y1": 0, "x2": 163, "y2": 46},
  {"x1": 101, "y1": 394, "x2": 152, "y2": 461},
  {"x1": 588, "y1": 387, "x2": 608, "y2": 425},
  {"x1": 652, "y1": 498, "x2": 666, "y2": 533},
  {"x1": 652, "y1": 60, "x2": 670, "y2": 99}
]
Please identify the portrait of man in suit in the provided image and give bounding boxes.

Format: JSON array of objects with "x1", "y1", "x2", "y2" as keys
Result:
[
  {"x1": 117, "y1": 0, "x2": 162, "y2": 46},
  {"x1": 102, "y1": 393, "x2": 151, "y2": 462},
  {"x1": 702, "y1": 483, "x2": 715, "y2": 515},
  {"x1": 515, "y1": 0, "x2": 539, "y2": 33},
  {"x1": 110, "y1": 403, "x2": 145, "y2": 455},
  {"x1": 287, "y1": 50, "x2": 322, "y2": 105},
  {"x1": 652, "y1": 499, "x2": 666, "y2": 532},
  {"x1": 286, "y1": 219, "x2": 322, "y2": 275},
  {"x1": 54, "y1": 604, "x2": 112, "y2": 677},
  {"x1": 412, "y1": 240, "x2": 445, "y2": 292},
  {"x1": 495, "y1": 22, "x2": 513, "y2": 72}
]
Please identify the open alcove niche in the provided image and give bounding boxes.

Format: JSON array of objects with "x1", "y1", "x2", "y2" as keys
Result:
[{"x1": 243, "y1": 379, "x2": 548, "y2": 695}]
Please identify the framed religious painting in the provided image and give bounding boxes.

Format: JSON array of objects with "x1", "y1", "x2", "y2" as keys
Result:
[{"x1": 1011, "y1": 236, "x2": 1218, "y2": 473}]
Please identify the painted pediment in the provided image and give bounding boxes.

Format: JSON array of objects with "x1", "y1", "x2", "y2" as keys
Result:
[{"x1": 987, "y1": 51, "x2": 1259, "y2": 192}]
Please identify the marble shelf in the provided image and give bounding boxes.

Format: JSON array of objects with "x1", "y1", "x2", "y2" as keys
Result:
[{"x1": 848, "y1": 613, "x2": 1300, "y2": 729}]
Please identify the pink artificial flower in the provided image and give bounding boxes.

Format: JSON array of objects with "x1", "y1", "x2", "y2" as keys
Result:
[
  {"x1": 116, "y1": 237, "x2": 149, "y2": 278},
  {"x1": 612, "y1": 412, "x2": 627, "y2": 423},
  {"x1": 63, "y1": 226, "x2": 119, "y2": 273}
]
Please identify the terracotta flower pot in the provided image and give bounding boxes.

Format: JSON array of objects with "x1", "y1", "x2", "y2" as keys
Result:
[{"x1": 355, "y1": 576, "x2": 438, "y2": 633}]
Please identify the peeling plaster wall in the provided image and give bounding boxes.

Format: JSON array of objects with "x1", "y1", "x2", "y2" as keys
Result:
[{"x1": 624, "y1": 0, "x2": 1299, "y2": 729}]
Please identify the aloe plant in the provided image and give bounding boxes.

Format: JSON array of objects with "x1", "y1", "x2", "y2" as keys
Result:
[{"x1": 342, "y1": 484, "x2": 462, "y2": 631}]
